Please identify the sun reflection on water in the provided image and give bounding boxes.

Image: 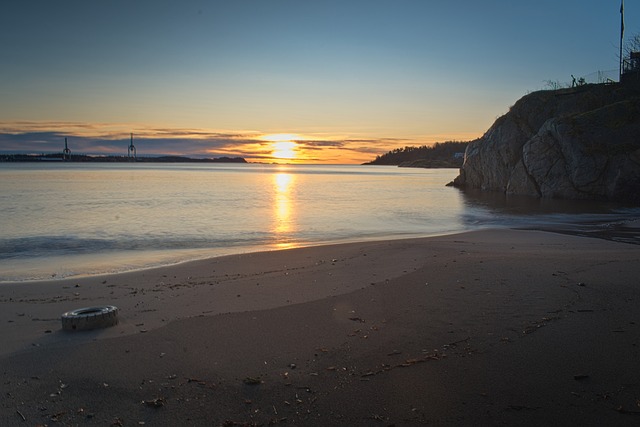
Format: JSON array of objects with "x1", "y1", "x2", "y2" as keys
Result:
[{"x1": 272, "y1": 172, "x2": 296, "y2": 248}]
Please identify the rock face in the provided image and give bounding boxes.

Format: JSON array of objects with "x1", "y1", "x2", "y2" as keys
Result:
[{"x1": 452, "y1": 84, "x2": 640, "y2": 203}]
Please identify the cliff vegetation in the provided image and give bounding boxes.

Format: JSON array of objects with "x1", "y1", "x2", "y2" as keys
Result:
[{"x1": 365, "y1": 141, "x2": 469, "y2": 168}]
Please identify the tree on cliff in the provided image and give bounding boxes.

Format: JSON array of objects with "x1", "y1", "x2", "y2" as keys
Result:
[{"x1": 624, "y1": 32, "x2": 640, "y2": 58}]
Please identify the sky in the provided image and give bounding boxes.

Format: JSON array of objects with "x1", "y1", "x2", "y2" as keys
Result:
[{"x1": 1, "y1": 0, "x2": 636, "y2": 164}]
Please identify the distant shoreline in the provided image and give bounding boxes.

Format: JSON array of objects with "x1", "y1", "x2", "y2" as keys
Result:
[{"x1": 0, "y1": 154, "x2": 247, "y2": 163}]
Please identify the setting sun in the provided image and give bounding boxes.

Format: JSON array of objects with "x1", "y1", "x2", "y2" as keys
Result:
[
  {"x1": 271, "y1": 141, "x2": 297, "y2": 159},
  {"x1": 262, "y1": 133, "x2": 304, "y2": 161}
]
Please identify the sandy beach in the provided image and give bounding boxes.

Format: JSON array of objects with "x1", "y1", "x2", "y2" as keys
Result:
[{"x1": 1, "y1": 228, "x2": 639, "y2": 426}]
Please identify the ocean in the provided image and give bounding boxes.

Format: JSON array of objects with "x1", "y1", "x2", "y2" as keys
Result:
[{"x1": 1, "y1": 162, "x2": 638, "y2": 282}]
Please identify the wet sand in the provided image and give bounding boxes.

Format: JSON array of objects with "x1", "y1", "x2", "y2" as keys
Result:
[{"x1": 1, "y1": 229, "x2": 639, "y2": 426}]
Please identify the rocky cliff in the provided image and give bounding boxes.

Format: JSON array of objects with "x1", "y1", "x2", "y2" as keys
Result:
[{"x1": 451, "y1": 83, "x2": 640, "y2": 203}]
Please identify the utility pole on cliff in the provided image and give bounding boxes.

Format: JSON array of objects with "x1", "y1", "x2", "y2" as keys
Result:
[{"x1": 620, "y1": 0, "x2": 625, "y2": 81}]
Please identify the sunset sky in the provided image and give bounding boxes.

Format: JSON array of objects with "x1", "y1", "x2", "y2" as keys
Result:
[{"x1": 1, "y1": 1, "x2": 636, "y2": 163}]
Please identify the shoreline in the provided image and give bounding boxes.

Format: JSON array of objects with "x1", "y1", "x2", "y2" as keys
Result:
[
  {"x1": 3, "y1": 214, "x2": 638, "y2": 284},
  {"x1": 0, "y1": 229, "x2": 472, "y2": 284},
  {"x1": 2, "y1": 228, "x2": 640, "y2": 425}
]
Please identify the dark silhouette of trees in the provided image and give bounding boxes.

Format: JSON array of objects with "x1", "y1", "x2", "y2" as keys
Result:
[
  {"x1": 365, "y1": 140, "x2": 469, "y2": 167},
  {"x1": 624, "y1": 32, "x2": 640, "y2": 59}
]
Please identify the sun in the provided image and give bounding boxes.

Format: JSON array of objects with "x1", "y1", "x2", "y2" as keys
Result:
[
  {"x1": 272, "y1": 141, "x2": 297, "y2": 159},
  {"x1": 262, "y1": 133, "x2": 303, "y2": 161}
]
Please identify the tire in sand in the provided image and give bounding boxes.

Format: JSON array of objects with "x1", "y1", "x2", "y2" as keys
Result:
[{"x1": 61, "y1": 305, "x2": 119, "y2": 331}]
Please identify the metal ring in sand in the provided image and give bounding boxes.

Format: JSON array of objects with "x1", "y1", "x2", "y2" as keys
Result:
[{"x1": 61, "y1": 305, "x2": 119, "y2": 331}]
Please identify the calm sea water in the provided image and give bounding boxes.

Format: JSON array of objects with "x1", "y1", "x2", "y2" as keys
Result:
[{"x1": 1, "y1": 163, "x2": 638, "y2": 282}]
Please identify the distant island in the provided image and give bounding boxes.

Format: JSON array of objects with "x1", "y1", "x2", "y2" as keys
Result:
[
  {"x1": 364, "y1": 140, "x2": 469, "y2": 168},
  {"x1": 0, "y1": 153, "x2": 247, "y2": 163}
]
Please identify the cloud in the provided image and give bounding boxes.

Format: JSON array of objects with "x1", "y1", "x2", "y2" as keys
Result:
[
  {"x1": 0, "y1": 122, "x2": 271, "y2": 158},
  {"x1": 0, "y1": 121, "x2": 436, "y2": 163}
]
